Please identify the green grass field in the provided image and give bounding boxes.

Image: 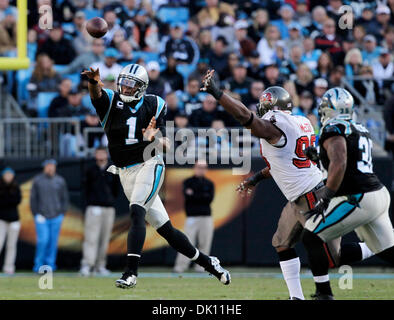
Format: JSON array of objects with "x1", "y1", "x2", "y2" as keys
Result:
[{"x1": 0, "y1": 268, "x2": 393, "y2": 300}]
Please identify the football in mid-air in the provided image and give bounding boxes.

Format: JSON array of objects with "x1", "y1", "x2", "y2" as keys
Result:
[{"x1": 86, "y1": 17, "x2": 108, "y2": 38}]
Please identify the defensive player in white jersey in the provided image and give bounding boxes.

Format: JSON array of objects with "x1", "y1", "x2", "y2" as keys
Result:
[{"x1": 201, "y1": 70, "x2": 375, "y2": 299}]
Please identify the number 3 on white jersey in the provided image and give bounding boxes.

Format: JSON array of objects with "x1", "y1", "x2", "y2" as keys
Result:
[
  {"x1": 357, "y1": 136, "x2": 373, "y2": 173},
  {"x1": 125, "y1": 116, "x2": 138, "y2": 145}
]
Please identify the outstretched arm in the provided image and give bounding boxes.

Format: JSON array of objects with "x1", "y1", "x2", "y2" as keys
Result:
[
  {"x1": 81, "y1": 67, "x2": 104, "y2": 100},
  {"x1": 201, "y1": 70, "x2": 282, "y2": 144}
]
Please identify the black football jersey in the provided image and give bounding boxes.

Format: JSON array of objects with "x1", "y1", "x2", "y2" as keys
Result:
[
  {"x1": 319, "y1": 119, "x2": 383, "y2": 196},
  {"x1": 91, "y1": 89, "x2": 166, "y2": 167}
]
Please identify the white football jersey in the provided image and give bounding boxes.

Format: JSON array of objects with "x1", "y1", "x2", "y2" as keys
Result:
[{"x1": 260, "y1": 110, "x2": 322, "y2": 201}]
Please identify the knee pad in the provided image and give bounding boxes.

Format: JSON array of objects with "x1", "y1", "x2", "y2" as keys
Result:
[{"x1": 130, "y1": 204, "x2": 146, "y2": 228}]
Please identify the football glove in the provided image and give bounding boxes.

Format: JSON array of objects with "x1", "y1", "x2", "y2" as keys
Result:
[
  {"x1": 305, "y1": 146, "x2": 319, "y2": 162},
  {"x1": 306, "y1": 187, "x2": 336, "y2": 223}
]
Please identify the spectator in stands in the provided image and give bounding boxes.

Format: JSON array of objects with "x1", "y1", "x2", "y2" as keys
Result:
[
  {"x1": 0, "y1": 0, "x2": 16, "y2": 49},
  {"x1": 109, "y1": 29, "x2": 127, "y2": 51},
  {"x1": 190, "y1": 57, "x2": 219, "y2": 84},
  {"x1": 294, "y1": 0, "x2": 311, "y2": 28},
  {"x1": 197, "y1": 0, "x2": 235, "y2": 28},
  {"x1": 272, "y1": 4, "x2": 296, "y2": 40},
  {"x1": 69, "y1": 11, "x2": 90, "y2": 56},
  {"x1": 308, "y1": 6, "x2": 328, "y2": 39},
  {"x1": 27, "y1": 53, "x2": 62, "y2": 109},
  {"x1": 356, "y1": 5, "x2": 380, "y2": 38},
  {"x1": 161, "y1": 55, "x2": 185, "y2": 92},
  {"x1": 59, "y1": 38, "x2": 105, "y2": 75},
  {"x1": 198, "y1": 29, "x2": 213, "y2": 59},
  {"x1": 189, "y1": 94, "x2": 225, "y2": 128},
  {"x1": 48, "y1": 78, "x2": 73, "y2": 118},
  {"x1": 36, "y1": 22, "x2": 76, "y2": 65},
  {"x1": 283, "y1": 80, "x2": 300, "y2": 110},
  {"x1": 354, "y1": 65, "x2": 382, "y2": 105},
  {"x1": 353, "y1": 24, "x2": 367, "y2": 50},
  {"x1": 262, "y1": 64, "x2": 284, "y2": 88},
  {"x1": 248, "y1": 9, "x2": 269, "y2": 45},
  {"x1": 223, "y1": 61, "x2": 253, "y2": 105},
  {"x1": 362, "y1": 35, "x2": 382, "y2": 65},
  {"x1": 301, "y1": 37, "x2": 322, "y2": 70},
  {"x1": 173, "y1": 159, "x2": 215, "y2": 273},
  {"x1": 117, "y1": 40, "x2": 134, "y2": 66},
  {"x1": 281, "y1": 45, "x2": 303, "y2": 77},
  {"x1": 0, "y1": 167, "x2": 21, "y2": 275},
  {"x1": 292, "y1": 90, "x2": 319, "y2": 133},
  {"x1": 286, "y1": 22, "x2": 304, "y2": 53},
  {"x1": 372, "y1": 49, "x2": 394, "y2": 88},
  {"x1": 207, "y1": 36, "x2": 228, "y2": 79},
  {"x1": 161, "y1": 22, "x2": 200, "y2": 65},
  {"x1": 247, "y1": 50, "x2": 264, "y2": 81},
  {"x1": 382, "y1": 25, "x2": 394, "y2": 53},
  {"x1": 234, "y1": 20, "x2": 256, "y2": 58},
  {"x1": 145, "y1": 61, "x2": 171, "y2": 97},
  {"x1": 256, "y1": 24, "x2": 281, "y2": 66},
  {"x1": 328, "y1": 65, "x2": 345, "y2": 87},
  {"x1": 174, "y1": 111, "x2": 189, "y2": 129},
  {"x1": 316, "y1": 52, "x2": 334, "y2": 79},
  {"x1": 294, "y1": 63, "x2": 314, "y2": 95},
  {"x1": 0, "y1": 23, "x2": 14, "y2": 54},
  {"x1": 315, "y1": 18, "x2": 343, "y2": 64},
  {"x1": 312, "y1": 78, "x2": 329, "y2": 109},
  {"x1": 165, "y1": 92, "x2": 181, "y2": 122},
  {"x1": 30, "y1": 159, "x2": 68, "y2": 272},
  {"x1": 130, "y1": 9, "x2": 159, "y2": 52},
  {"x1": 90, "y1": 48, "x2": 122, "y2": 84},
  {"x1": 178, "y1": 77, "x2": 206, "y2": 116},
  {"x1": 345, "y1": 48, "x2": 364, "y2": 85},
  {"x1": 102, "y1": 10, "x2": 126, "y2": 46},
  {"x1": 80, "y1": 147, "x2": 119, "y2": 277},
  {"x1": 244, "y1": 80, "x2": 264, "y2": 112},
  {"x1": 210, "y1": 14, "x2": 235, "y2": 53},
  {"x1": 376, "y1": 5, "x2": 392, "y2": 42}
]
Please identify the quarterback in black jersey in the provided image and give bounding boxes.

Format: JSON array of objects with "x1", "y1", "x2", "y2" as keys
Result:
[
  {"x1": 82, "y1": 64, "x2": 230, "y2": 288},
  {"x1": 300, "y1": 87, "x2": 394, "y2": 300}
]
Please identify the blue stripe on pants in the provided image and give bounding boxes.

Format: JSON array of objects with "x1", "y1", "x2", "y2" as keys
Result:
[
  {"x1": 313, "y1": 194, "x2": 362, "y2": 234},
  {"x1": 33, "y1": 214, "x2": 64, "y2": 272},
  {"x1": 145, "y1": 165, "x2": 163, "y2": 205}
]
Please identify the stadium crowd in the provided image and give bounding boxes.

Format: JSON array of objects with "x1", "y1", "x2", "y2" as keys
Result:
[{"x1": 0, "y1": 0, "x2": 394, "y2": 154}]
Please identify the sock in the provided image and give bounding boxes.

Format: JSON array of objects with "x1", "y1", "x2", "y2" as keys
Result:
[
  {"x1": 279, "y1": 255, "x2": 305, "y2": 300},
  {"x1": 157, "y1": 221, "x2": 210, "y2": 267},
  {"x1": 377, "y1": 246, "x2": 394, "y2": 265},
  {"x1": 126, "y1": 204, "x2": 146, "y2": 276},
  {"x1": 314, "y1": 276, "x2": 333, "y2": 296},
  {"x1": 340, "y1": 242, "x2": 375, "y2": 266},
  {"x1": 302, "y1": 230, "x2": 333, "y2": 295}
]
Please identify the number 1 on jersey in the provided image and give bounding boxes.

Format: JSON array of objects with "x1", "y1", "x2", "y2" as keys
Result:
[{"x1": 126, "y1": 116, "x2": 138, "y2": 145}]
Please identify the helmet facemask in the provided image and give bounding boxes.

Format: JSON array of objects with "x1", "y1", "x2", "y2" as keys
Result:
[{"x1": 117, "y1": 74, "x2": 147, "y2": 102}]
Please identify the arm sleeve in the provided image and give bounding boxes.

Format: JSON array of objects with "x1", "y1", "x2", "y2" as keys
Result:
[
  {"x1": 91, "y1": 89, "x2": 112, "y2": 122},
  {"x1": 154, "y1": 96, "x2": 167, "y2": 137}
]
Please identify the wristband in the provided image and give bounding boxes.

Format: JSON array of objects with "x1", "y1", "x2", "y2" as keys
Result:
[
  {"x1": 242, "y1": 112, "x2": 254, "y2": 127},
  {"x1": 246, "y1": 170, "x2": 265, "y2": 186},
  {"x1": 89, "y1": 78, "x2": 98, "y2": 84}
]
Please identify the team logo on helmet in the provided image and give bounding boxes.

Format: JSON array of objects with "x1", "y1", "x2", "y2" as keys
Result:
[{"x1": 260, "y1": 92, "x2": 276, "y2": 107}]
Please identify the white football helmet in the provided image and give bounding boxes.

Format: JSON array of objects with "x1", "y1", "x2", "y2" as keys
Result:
[
  {"x1": 117, "y1": 64, "x2": 149, "y2": 102},
  {"x1": 318, "y1": 87, "x2": 354, "y2": 125}
]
